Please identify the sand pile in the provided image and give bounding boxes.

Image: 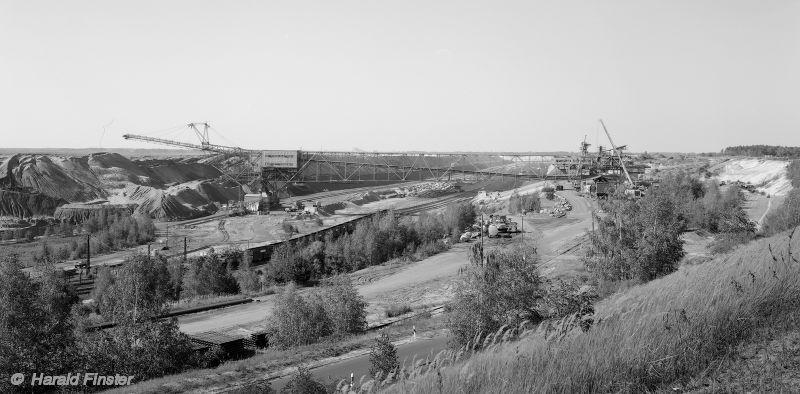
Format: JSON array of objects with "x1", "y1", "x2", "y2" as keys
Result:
[
  {"x1": 349, "y1": 191, "x2": 382, "y2": 205},
  {"x1": 0, "y1": 152, "x2": 236, "y2": 219},
  {"x1": 472, "y1": 181, "x2": 549, "y2": 205},
  {"x1": 0, "y1": 189, "x2": 66, "y2": 218},
  {"x1": 714, "y1": 159, "x2": 792, "y2": 196},
  {"x1": 405, "y1": 182, "x2": 459, "y2": 198},
  {"x1": 0, "y1": 154, "x2": 107, "y2": 202},
  {"x1": 111, "y1": 181, "x2": 239, "y2": 220}
]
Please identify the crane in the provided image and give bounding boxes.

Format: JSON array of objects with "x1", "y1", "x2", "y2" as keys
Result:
[{"x1": 598, "y1": 119, "x2": 634, "y2": 185}]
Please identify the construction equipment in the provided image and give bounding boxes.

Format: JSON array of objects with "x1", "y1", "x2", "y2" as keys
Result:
[
  {"x1": 123, "y1": 124, "x2": 286, "y2": 207},
  {"x1": 599, "y1": 119, "x2": 634, "y2": 185}
]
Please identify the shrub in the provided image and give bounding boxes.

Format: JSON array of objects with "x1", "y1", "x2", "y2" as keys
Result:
[
  {"x1": 448, "y1": 245, "x2": 550, "y2": 347},
  {"x1": 369, "y1": 333, "x2": 399, "y2": 380},
  {"x1": 227, "y1": 380, "x2": 275, "y2": 394},
  {"x1": 281, "y1": 366, "x2": 327, "y2": 394},
  {"x1": 281, "y1": 221, "x2": 297, "y2": 236},
  {"x1": 509, "y1": 191, "x2": 541, "y2": 214},
  {"x1": 542, "y1": 187, "x2": 555, "y2": 200},
  {"x1": 385, "y1": 304, "x2": 413, "y2": 318},
  {"x1": 709, "y1": 231, "x2": 756, "y2": 254},
  {"x1": 584, "y1": 188, "x2": 685, "y2": 282},
  {"x1": 182, "y1": 249, "x2": 240, "y2": 298}
]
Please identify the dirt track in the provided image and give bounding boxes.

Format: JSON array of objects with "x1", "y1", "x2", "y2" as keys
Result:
[{"x1": 178, "y1": 189, "x2": 596, "y2": 334}]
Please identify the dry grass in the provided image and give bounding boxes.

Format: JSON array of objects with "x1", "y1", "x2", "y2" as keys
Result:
[
  {"x1": 107, "y1": 313, "x2": 446, "y2": 393},
  {"x1": 353, "y1": 227, "x2": 800, "y2": 394}
]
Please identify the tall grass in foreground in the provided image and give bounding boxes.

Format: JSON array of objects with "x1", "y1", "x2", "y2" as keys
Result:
[{"x1": 341, "y1": 228, "x2": 800, "y2": 393}]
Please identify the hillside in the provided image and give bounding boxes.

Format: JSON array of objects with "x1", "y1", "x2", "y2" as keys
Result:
[
  {"x1": 712, "y1": 158, "x2": 792, "y2": 196},
  {"x1": 385, "y1": 227, "x2": 800, "y2": 393}
]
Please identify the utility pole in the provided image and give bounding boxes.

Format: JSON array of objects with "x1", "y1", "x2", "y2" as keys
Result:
[
  {"x1": 183, "y1": 237, "x2": 187, "y2": 262},
  {"x1": 480, "y1": 213, "x2": 484, "y2": 266},
  {"x1": 86, "y1": 234, "x2": 91, "y2": 270}
]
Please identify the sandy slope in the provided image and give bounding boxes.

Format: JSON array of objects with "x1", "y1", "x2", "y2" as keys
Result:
[
  {"x1": 714, "y1": 158, "x2": 792, "y2": 196},
  {"x1": 0, "y1": 152, "x2": 238, "y2": 219}
]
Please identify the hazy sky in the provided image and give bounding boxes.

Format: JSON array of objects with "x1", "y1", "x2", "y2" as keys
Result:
[{"x1": 2, "y1": 0, "x2": 799, "y2": 153}]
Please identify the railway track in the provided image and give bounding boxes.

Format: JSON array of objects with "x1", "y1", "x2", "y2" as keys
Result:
[{"x1": 395, "y1": 192, "x2": 476, "y2": 216}]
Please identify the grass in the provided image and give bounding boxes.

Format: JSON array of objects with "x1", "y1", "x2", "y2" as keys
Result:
[
  {"x1": 366, "y1": 227, "x2": 800, "y2": 393},
  {"x1": 106, "y1": 312, "x2": 446, "y2": 393}
]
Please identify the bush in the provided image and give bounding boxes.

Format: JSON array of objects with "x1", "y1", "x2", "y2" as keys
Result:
[
  {"x1": 449, "y1": 245, "x2": 549, "y2": 347},
  {"x1": 281, "y1": 366, "x2": 327, "y2": 394},
  {"x1": 385, "y1": 304, "x2": 413, "y2": 318},
  {"x1": 182, "y1": 249, "x2": 240, "y2": 298},
  {"x1": 509, "y1": 191, "x2": 541, "y2": 214},
  {"x1": 584, "y1": 188, "x2": 685, "y2": 282},
  {"x1": 369, "y1": 333, "x2": 399, "y2": 380},
  {"x1": 709, "y1": 231, "x2": 756, "y2": 254},
  {"x1": 542, "y1": 187, "x2": 556, "y2": 200},
  {"x1": 282, "y1": 221, "x2": 297, "y2": 236},
  {"x1": 228, "y1": 380, "x2": 275, "y2": 394}
]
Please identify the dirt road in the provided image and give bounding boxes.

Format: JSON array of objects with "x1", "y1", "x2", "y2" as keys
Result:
[
  {"x1": 178, "y1": 190, "x2": 596, "y2": 334},
  {"x1": 178, "y1": 244, "x2": 473, "y2": 334}
]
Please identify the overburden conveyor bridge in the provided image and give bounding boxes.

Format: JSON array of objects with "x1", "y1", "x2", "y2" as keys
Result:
[{"x1": 123, "y1": 122, "x2": 644, "y2": 195}]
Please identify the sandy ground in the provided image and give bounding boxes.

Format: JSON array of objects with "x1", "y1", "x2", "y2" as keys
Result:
[
  {"x1": 177, "y1": 188, "x2": 597, "y2": 335},
  {"x1": 178, "y1": 244, "x2": 474, "y2": 334}
]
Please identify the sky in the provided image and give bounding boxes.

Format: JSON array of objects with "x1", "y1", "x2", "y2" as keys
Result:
[{"x1": 1, "y1": 0, "x2": 799, "y2": 153}]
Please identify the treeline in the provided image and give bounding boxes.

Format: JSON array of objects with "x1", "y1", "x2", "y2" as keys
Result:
[
  {"x1": 723, "y1": 145, "x2": 800, "y2": 158},
  {"x1": 266, "y1": 203, "x2": 476, "y2": 284},
  {"x1": 31, "y1": 213, "x2": 156, "y2": 262}
]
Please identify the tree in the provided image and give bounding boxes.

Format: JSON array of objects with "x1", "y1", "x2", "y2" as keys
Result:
[
  {"x1": 94, "y1": 253, "x2": 174, "y2": 322},
  {"x1": 182, "y1": 249, "x2": 240, "y2": 298},
  {"x1": 268, "y1": 284, "x2": 331, "y2": 348},
  {"x1": 369, "y1": 333, "x2": 399, "y2": 380},
  {"x1": 319, "y1": 276, "x2": 367, "y2": 336},
  {"x1": 0, "y1": 256, "x2": 77, "y2": 392},
  {"x1": 75, "y1": 318, "x2": 195, "y2": 382},
  {"x1": 235, "y1": 250, "x2": 261, "y2": 293}
]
